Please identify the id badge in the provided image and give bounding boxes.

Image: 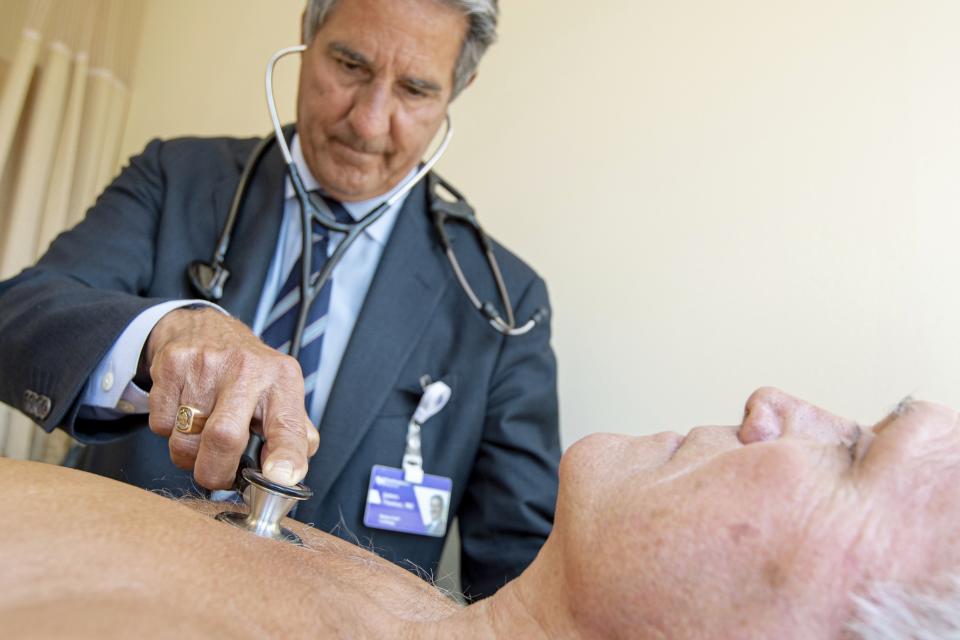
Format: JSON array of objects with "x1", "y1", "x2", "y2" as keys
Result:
[{"x1": 364, "y1": 464, "x2": 452, "y2": 537}]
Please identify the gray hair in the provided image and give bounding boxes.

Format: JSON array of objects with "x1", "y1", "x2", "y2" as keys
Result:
[
  {"x1": 302, "y1": 0, "x2": 498, "y2": 98},
  {"x1": 848, "y1": 576, "x2": 960, "y2": 639}
]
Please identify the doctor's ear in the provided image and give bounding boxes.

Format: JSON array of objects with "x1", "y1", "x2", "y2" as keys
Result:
[
  {"x1": 300, "y1": 10, "x2": 307, "y2": 44},
  {"x1": 451, "y1": 73, "x2": 477, "y2": 101}
]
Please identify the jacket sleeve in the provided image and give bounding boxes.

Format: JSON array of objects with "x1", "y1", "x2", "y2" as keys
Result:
[
  {"x1": 0, "y1": 138, "x2": 175, "y2": 439},
  {"x1": 456, "y1": 274, "x2": 561, "y2": 600}
]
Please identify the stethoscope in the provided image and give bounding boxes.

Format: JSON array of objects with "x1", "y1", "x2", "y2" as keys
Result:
[{"x1": 187, "y1": 44, "x2": 548, "y2": 362}]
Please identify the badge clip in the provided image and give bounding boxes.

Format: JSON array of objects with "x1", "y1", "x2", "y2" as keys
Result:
[{"x1": 401, "y1": 380, "x2": 451, "y2": 484}]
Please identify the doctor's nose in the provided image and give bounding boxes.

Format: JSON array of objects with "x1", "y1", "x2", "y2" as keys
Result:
[
  {"x1": 738, "y1": 387, "x2": 860, "y2": 447},
  {"x1": 347, "y1": 81, "x2": 393, "y2": 143}
]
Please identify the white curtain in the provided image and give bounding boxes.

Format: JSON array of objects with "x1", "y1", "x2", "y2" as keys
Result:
[{"x1": 0, "y1": 0, "x2": 145, "y2": 461}]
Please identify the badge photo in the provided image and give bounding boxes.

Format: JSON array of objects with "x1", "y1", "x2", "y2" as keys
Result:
[{"x1": 364, "y1": 465, "x2": 452, "y2": 537}]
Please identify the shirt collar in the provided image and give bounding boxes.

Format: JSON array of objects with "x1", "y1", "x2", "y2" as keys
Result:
[{"x1": 285, "y1": 134, "x2": 416, "y2": 246}]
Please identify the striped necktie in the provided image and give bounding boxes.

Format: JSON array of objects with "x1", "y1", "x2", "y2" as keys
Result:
[{"x1": 260, "y1": 195, "x2": 351, "y2": 415}]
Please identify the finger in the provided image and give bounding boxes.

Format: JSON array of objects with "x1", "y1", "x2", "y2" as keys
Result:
[
  {"x1": 261, "y1": 404, "x2": 312, "y2": 486},
  {"x1": 164, "y1": 370, "x2": 217, "y2": 474},
  {"x1": 259, "y1": 419, "x2": 318, "y2": 467},
  {"x1": 252, "y1": 359, "x2": 312, "y2": 486},
  {"x1": 265, "y1": 428, "x2": 318, "y2": 462},
  {"x1": 192, "y1": 387, "x2": 261, "y2": 490},
  {"x1": 148, "y1": 343, "x2": 219, "y2": 438},
  {"x1": 306, "y1": 422, "x2": 320, "y2": 457},
  {"x1": 167, "y1": 400, "x2": 214, "y2": 474},
  {"x1": 147, "y1": 349, "x2": 188, "y2": 438},
  {"x1": 168, "y1": 432, "x2": 202, "y2": 471}
]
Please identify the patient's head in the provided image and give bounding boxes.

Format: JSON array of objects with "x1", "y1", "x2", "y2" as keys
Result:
[{"x1": 550, "y1": 387, "x2": 960, "y2": 638}]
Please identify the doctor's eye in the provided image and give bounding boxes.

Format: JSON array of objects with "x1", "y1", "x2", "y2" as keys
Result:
[
  {"x1": 399, "y1": 80, "x2": 441, "y2": 101},
  {"x1": 402, "y1": 83, "x2": 427, "y2": 99},
  {"x1": 334, "y1": 57, "x2": 365, "y2": 75}
]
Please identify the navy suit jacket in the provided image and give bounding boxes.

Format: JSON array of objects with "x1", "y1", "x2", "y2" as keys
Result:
[{"x1": 0, "y1": 133, "x2": 561, "y2": 599}]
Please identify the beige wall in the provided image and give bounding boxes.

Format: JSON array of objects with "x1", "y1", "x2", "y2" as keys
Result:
[{"x1": 121, "y1": 0, "x2": 960, "y2": 447}]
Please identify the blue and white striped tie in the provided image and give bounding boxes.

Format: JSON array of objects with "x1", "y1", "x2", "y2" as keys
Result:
[{"x1": 260, "y1": 196, "x2": 350, "y2": 415}]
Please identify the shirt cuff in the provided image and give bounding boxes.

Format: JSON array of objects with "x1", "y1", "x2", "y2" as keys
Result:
[{"x1": 78, "y1": 300, "x2": 226, "y2": 418}]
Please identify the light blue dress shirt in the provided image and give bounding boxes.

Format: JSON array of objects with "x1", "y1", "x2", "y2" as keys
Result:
[{"x1": 80, "y1": 134, "x2": 414, "y2": 427}]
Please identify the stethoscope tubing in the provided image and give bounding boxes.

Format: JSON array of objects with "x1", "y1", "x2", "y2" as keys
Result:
[
  {"x1": 209, "y1": 45, "x2": 545, "y2": 491},
  {"x1": 196, "y1": 45, "x2": 545, "y2": 365},
  {"x1": 265, "y1": 45, "x2": 455, "y2": 358}
]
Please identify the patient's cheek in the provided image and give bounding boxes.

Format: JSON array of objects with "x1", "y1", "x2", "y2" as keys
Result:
[{"x1": 725, "y1": 442, "x2": 814, "y2": 499}]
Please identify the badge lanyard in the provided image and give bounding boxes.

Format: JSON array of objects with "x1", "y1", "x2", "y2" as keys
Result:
[
  {"x1": 401, "y1": 381, "x2": 451, "y2": 484},
  {"x1": 363, "y1": 380, "x2": 453, "y2": 538}
]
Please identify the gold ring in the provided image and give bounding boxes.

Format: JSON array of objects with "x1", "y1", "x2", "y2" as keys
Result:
[{"x1": 175, "y1": 405, "x2": 207, "y2": 434}]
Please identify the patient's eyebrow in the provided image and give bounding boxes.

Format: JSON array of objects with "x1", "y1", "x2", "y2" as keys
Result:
[
  {"x1": 870, "y1": 396, "x2": 916, "y2": 434},
  {"x1": 892, "y1": 396, "x2": 916, "y2": 416}
]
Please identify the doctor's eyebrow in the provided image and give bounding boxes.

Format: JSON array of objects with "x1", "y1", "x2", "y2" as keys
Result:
[
  {"x1": 327, "y1": 42, "x2": 442, "y2": 95},
  {"x1": 328, "y1": 42, "x2": 370, "y2": 68},
  {"x1": 401, "y1": 77, "x2": 442, "y2": 96}
]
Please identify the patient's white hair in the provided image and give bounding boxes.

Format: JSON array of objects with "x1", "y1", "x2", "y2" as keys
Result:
[{"x1": 849, "y1": 576, "x2": 960, "y2": 639}]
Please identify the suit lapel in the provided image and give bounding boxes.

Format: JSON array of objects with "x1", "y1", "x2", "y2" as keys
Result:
[
  {"x1": 215, "y1": 133, "x2": 290, "y2": 325},
  {"x1": 304, "y1": 178, "x2": 452, "y2": 503}
]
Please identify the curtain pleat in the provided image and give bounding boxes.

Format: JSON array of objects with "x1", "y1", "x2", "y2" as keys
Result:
[
  {"x1": 0, "y1": 30, "x2": 42, "y2": 183},
  {"x1": 0, "y1": 403, "x2": 9, "y2": 456},
  {"x1": 35, "y1": 51, "x2": 87, "y2": 254},
  {"x1": 4, "y1": 412, "x2": 35, "y2": 461},
  {"x1": 0, "y1": 41, "x2": 70, "y2": 279},
  {"x1": 0, "y1": 0, "x2": 145, "y2": 461},
  {"x1": 94, "y1": 77, "x2": 128, "y2": 195},
  {"x1": 67, "y1": 67, "x2": 112, "y2": 226}
]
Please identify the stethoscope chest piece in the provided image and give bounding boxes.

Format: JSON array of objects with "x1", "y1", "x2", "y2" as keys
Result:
[{"x1": 215, "y1": 468, "x2": 313, "y2": 545}]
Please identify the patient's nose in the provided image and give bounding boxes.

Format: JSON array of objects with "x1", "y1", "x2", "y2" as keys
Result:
[{"x1": 738, "y1": 387, "x2": 860, "y2": 447}]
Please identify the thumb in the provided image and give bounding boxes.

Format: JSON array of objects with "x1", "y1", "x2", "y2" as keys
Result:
[{"x1": 260, "y1": 412, "x2": 310, "y2": 486}]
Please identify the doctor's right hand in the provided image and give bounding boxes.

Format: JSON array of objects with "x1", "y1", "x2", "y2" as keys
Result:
[{"x1": 141, "y1": 307, "x2": 320, "y2": 490}]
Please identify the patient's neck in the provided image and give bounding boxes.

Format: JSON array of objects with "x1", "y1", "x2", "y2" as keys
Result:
[{"x1": 428, "y1": 540, "x2": 580, "y2": 639}]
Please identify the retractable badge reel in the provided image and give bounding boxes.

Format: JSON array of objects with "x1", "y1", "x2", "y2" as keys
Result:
[{"x1": 363, "y1": 381, "x2": 454, "y2": 538}]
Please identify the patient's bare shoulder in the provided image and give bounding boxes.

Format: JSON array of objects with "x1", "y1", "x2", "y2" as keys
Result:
[{"x1": 0, "y1": 458, "x2": 458, "y2": 639}]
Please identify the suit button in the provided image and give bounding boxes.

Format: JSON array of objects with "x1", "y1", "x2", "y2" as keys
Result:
[{"x1": 22, "y1": 390, "x2": 52, "y2": 420}]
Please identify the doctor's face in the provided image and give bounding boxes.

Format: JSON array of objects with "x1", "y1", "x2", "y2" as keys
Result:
[
  {"x1": 296, "y1": 0, "x2": 466, "y2": 202},
  {"x1": 552, "y1": 388, "x2": 960, "y2": 639},
  {"x1": 430, "y1": 495, "x2": 444, "y2": 520}
]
